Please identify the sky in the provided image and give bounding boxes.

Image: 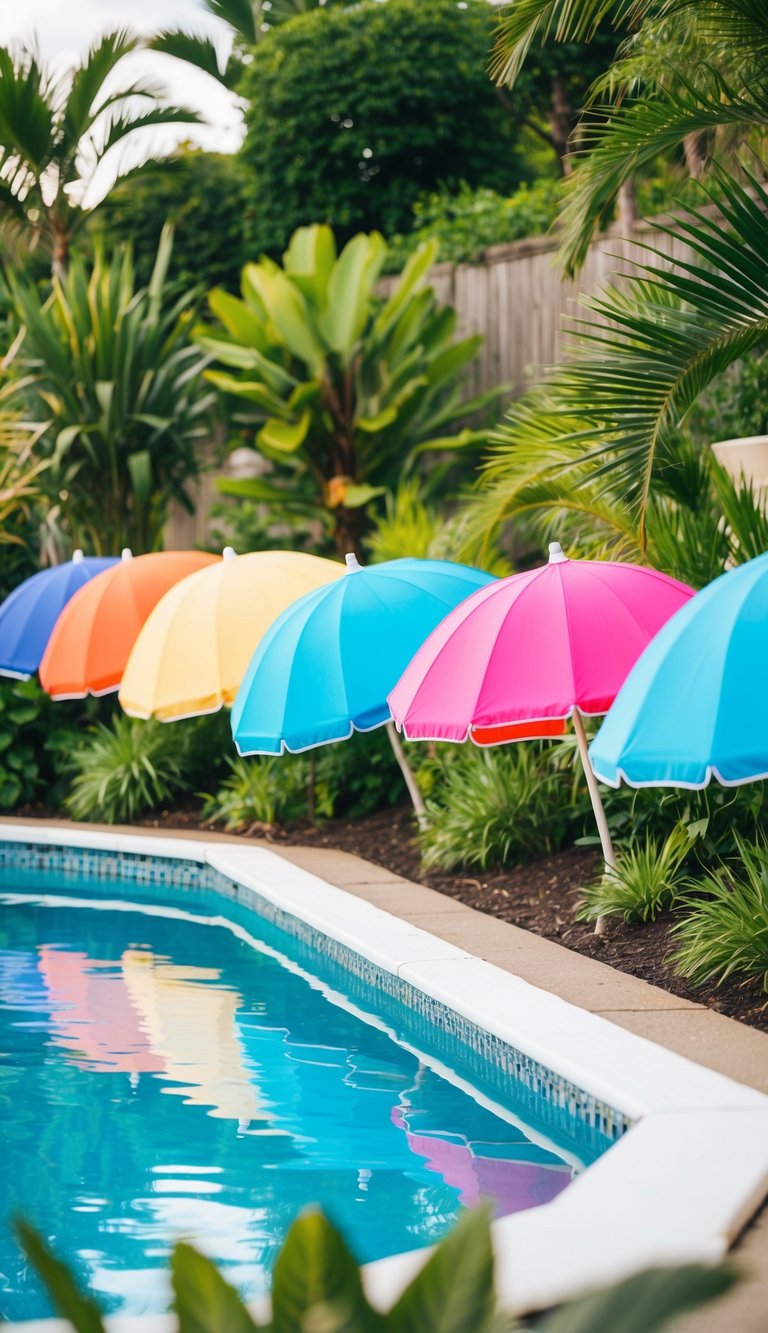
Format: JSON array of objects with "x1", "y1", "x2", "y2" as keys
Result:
[{"x1": 0, "y1": 0, "x2": 244, "y2": 202}]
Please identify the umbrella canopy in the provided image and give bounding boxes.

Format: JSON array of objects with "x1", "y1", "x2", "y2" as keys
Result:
[
  {"x1": 0, "y1": 550, "x2": 117, "y2": 680},
  {"x1": 389, "y1": 544, "x2": 693, "y2": 743},
  {"x1": 119, "y1": 548, "x2": 344, "y2": 721},
  {"x1": 388, "y1": 543, "x2": 693, "y2": 905},
  {"x1": 590, "y1": 550, "x2": 768, "y2": 789},
  {"x1": 38, "y1": 549, "x2": 218, "y2": 700},
  {"x1": 231, "y1": 555, "x2": 494, "y2": 757}
]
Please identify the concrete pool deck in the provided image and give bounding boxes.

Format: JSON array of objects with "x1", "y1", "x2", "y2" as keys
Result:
[{"x1": 3, "y1": 816, "x2": 768, "y2": 1329}]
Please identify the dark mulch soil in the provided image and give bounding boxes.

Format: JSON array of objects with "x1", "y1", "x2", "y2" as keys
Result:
[{"x1": 12, "y1": 801, "x2": 768, "y2": 1032}]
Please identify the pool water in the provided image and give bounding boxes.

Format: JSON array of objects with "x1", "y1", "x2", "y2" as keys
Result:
[{"x1": 0, "y1": 867, "x2": 608, "y2": 1318}]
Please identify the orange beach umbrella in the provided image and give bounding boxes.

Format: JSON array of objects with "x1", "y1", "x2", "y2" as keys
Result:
[{"x1": 39, "y1": 549, "x2": 218, "y2": 699}]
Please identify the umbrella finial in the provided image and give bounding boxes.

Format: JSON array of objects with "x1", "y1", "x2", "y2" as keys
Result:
[
  {"x1": 223, "y1": 546, "x2": 236, "y2": 561},
  {"x1": 72, "y1": 549, "x2": 84, "y2": 564},
  {"x1": 548, "y1": 542, "x2": 568, "y2": 564},
  {"x1": 345, "y1": 553, "x2": 362, "y2": 572},
  {"x1": 121, "y1": 548, "x2": 133, "y2": 562}
]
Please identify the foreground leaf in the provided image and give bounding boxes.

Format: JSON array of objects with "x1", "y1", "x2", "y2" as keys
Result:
[
  {"x1": 386, "y1": 1203, "x2": 497, "y2": 1333},
  {"x1": 271, "y1": 1209, "x2": 381, "y2": 1333},
  {"x1": 14, "y1": 1219, "x2": 107, "y2": 1333},
  {"x1": 172, "y1": 1242, "x2": 264, "y2": 1333},
  {"x1": 538, "y1": 1263, "x2": 736, "y2": 1333}
]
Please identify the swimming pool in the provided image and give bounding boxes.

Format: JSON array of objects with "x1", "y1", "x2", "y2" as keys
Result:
[{"x1": 1, "y1": 828, "x2": 766, "y2": 1322}]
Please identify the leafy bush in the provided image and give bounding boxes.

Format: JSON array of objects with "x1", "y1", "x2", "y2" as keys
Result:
[
  {"x1": 201, "y1": 755, "x2": 309, "y2": 829},
  {"x1": 418, "y1": 742, "x2": 592, "y2": 872},
  {"x1": 365, "y1": 481, "x2": 444, "y2": 563},
  {"x1": 16, "y1": 1204, "x2": 735, "y2": 1333},
  {"x1": 578, "y1": 827, "x2": 692, "y2": 926},
  {"x1": 670, "y1": 838, "x2": 768, "y2": 992},
  {"x1": 386, "y1": 180, "x2": 562, "y2": 271},
  {"x1": 7, "y1": 228, "x2": 213, "y2": 554},
  {"x1": 315, "y1": 729, "x2": 404, "y2": 820},
  {"x1": 0, "y1": 678, "x2": 81, "y2": 810},
  {"x1": 64, "y1": 715, "x2": 188, "y2": 824},
  {"x1": 239, "y1": 0, "x2": 523, "y2": 255}
]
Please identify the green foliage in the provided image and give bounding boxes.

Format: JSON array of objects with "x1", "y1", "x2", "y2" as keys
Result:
[
  {"x1": 238, "y1": 0, "x2": 524, "y2": 256},
  {"x1": 578, "y1": 826, "x2": 693, "y2": 925},
  {"x1": 671, "y1": 837, "x2": 768, "y2": 992},
  {"x1": 0, "y1": 677, "x2": 78, "y2": 810},
  {"x1": 201, "y1": 755, "x2": 309, "y2": 829},
  {"x1": 386, "y1": 180, "x2": 562, "y2": 272},
  {"x1": 64, "y1": 715, "x2": 188, "y2": 824},
  {"x1": 0, "y1": 33, "x2": 200, "y2": 272},
  {"x1": 418, "y1": 742, "x2": 592, "y2": 873},
  {"x1": 16, "y1": 1206, "x2": 735, "y2": 1333},
  {"x1": 7, "y1": 228, "x2": 214, "y2": 554},
  {"x1": 365, "y1": 482, "x2": 444, "y2": 564},
  {"x1": 90, "y1": 151, "x2": 248, "y2": 294},
  {"x1": 201, "y1": 224, "x2": 494, "y2": 556},
  {"x1": 202, "y1": 731, "x2": 403, "y2": 829}
]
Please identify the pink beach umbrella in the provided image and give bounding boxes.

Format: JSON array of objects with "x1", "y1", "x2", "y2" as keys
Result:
[{"x1": 388, "y1": 543, "x2": 693, "y2": 896}]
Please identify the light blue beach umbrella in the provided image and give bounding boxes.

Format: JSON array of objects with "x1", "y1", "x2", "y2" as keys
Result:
[
  {"x1": 0, "y1": 550, "x2": 118, "y2": 680},
  {"x1": 589, "y1": 550, "x2": 768, "y2": 789},
  {"x1": 231, "y1": 555, "x2": 494, "y2": 815}
]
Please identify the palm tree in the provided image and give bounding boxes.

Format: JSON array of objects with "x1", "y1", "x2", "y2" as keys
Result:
[
  {"x1": 150, "y1": 0, "x2": 352, "y2": 89},
  {"x1": 492, "y1": 0, "x2": 768, "y2": 273},
  {"x1": 0, "y1": 31, "x2": 201, "y2": 277}
]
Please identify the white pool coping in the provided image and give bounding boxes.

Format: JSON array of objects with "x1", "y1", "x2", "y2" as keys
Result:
[{"x1": 2, "y1": 824, "x2": 768, "y2": 1325}]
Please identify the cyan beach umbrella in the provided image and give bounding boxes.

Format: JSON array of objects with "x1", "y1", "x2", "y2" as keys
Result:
[
  {"x1": 0, "y1": 550, "x2": 117, "y2": 680},
  {"x1": 590, "y1": 550, "x2": 768, "y2": 789},
  {"x1": 231, "y1": 555, "x2": 495, "y2": 816}
]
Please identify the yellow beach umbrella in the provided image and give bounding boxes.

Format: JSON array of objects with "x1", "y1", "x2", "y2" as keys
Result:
[{"x1": 119, "y1": 547, "x2": 343, "y2": 721}]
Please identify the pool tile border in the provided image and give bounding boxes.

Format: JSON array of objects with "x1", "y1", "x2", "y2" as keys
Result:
[{"x1": 2, "y1": 824, "x2": 768, "y2": 1322}]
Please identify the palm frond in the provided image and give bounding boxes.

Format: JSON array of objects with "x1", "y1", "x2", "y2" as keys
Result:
[
  {"x1": 492, "y1": 0, "x2": 644, "y2": 88},
  {"x1": 63, "y1": 30, "x2": 140, "y2": 143},
  {"x1": 202, "y1": 0, "x2": 258, "y2": 44},
  {"x1": 98, "y1": 106, "x2": 204, "y2": 160},
  {"x1": 558, "y1": 74, "x2": 768, "y2": 272},
  {"x1": 149, "y1": 31, "x2": 234, "y2": 88},
  {"x1": 658, "y1": 0, "x2": 768, "y2": 62},
  {"x1": 499, "y1": 169, "x2": 768, "y2": 548},
  {"x1": 0, "y1": 47, "x2": 56, "y2": 175}
]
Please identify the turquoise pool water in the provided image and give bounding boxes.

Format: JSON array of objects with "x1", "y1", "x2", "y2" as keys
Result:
[{"x1": 0, "y1": 861, "x2": 615, "y2": 1319}]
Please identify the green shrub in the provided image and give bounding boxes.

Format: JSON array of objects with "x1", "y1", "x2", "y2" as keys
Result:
[
  {"x1": 418, "y1": 742, "x2": 592, "y2": 872},
  {"x1": 315, "y1": 729, "x2": 404, "y2": 819},
  {"x1": 201, "y1": 755, "x2": 309, "y2": 829},
  {"x1": 239, "y1": 0, "x2": 523, "y2": 255},
  {"x1": 16, "y1": 1205, "x2": 735, "y2": 1333},
  {"x1": 64, "y1": 715, "x2": 188, "y2": 824},
  {"x1": 0, "y1": 678, "x2": 82, "y2": 810},
  {"x1": 670, "y1": 838, "x2": 768, "y2": 992},
  {"x1": 577, "y1": 826, "x2": 692, "y2": 926},
  {"x1": 386, "y1": 179, "x2": 562, "y2": 271}
]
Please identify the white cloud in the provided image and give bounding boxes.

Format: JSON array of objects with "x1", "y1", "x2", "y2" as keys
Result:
[{"x1": 0, "y1": 0, "x2": 244, "y2": 202}]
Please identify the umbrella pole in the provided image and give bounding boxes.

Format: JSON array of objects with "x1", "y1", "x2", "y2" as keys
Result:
[
  {"x1": 572, "y1": 709, "x2": 617, "y2": 937},
  {"x1": 386, "y1": 722, "x2": 427, "y2": 827}
]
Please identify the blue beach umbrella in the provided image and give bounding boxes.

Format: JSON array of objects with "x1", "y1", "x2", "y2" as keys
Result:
[
  {"x1": 590, "y1": 550, "x2": 768, "y2": 789},
  {"x1": 0, "y1": 550, "x2": 118, "y2": 680},
  {"x1": 231, "y1": 555, "x2": 495, "y2": 814}
]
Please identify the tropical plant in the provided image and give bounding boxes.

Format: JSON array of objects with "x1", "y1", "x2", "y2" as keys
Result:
[
  {"x1": 6, "y1": 227, "x2": 215, "y2": 554},
  {"x1": 0, "y1": 405, "x2": 48, "y2": 546},
  {"x1": 150, "y1": 0, "x2": 355, "y2": 90},
  {"x1": 90, "y1": 149, "x2": 248, "y2": 294},
  {"x1": 0, "y1": 677, "x2": 78, "y2": 810},
  {"x1": 0, "y1": 32, "x2": 200, "y2": 275},
  {"x1": 462, "y1": 169, "x2": 768, "y2": 561},
  {"x1": 492, "y1": 0, "x2": 768, "y2": 274},
  {"x1": 237, "y1": 0, "x2": 525, "y2": 255},
  {"x1": 64, "y1": 714, "x2": 189, "y2": 824},
  {"x1": 671, "y1": 837, "x2": 768, "y2": 991},
  {"x1": 201, "y1": 224, "x2": 496, "y2": 557},
  {"x1": 16, "y1": 1201, "x2": 736, "y2": 1333},
  {"x1": 201, "y1": 754, "x2": 309, "y2": 829},
  {"x1": 578, "y1": 825, "x2": 693, "y2": 924},
  {"x1": 418, "y1": 742, "x2": 593, "y2": 873},
  {"x1": 386, "y1": 180, "x2": 563, "y2": 272}
]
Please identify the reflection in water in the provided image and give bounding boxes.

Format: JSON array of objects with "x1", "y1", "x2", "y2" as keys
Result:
[{"x1": 0, "y1": 886, "x2": 591, "y2": 1320}]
